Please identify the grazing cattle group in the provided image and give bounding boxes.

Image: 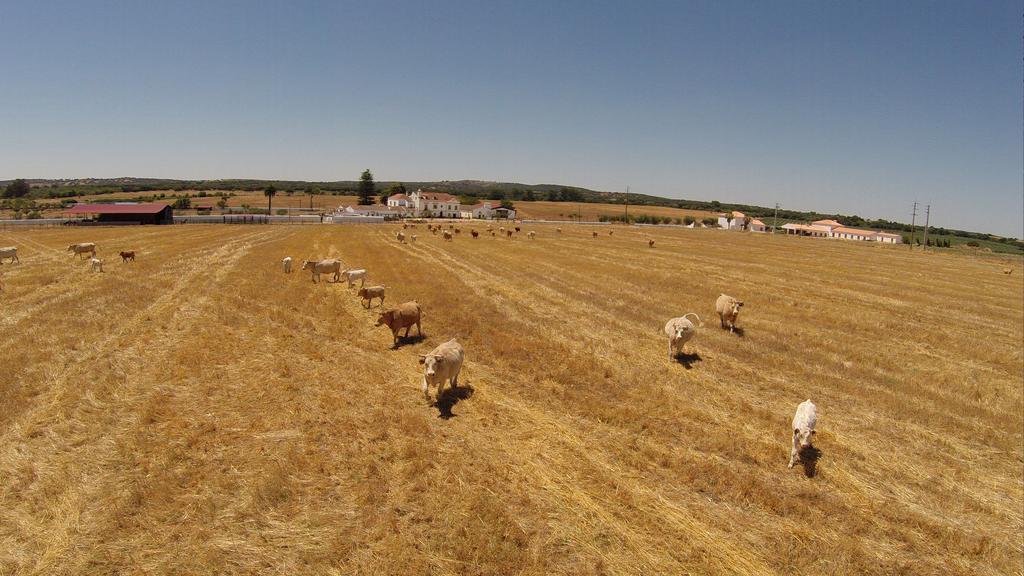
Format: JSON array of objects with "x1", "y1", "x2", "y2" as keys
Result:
[{"x1": 19, "y1": 220, "x2": 1017, "y2": 472}]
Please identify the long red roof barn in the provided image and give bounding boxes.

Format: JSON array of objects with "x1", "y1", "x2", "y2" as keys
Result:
[{"x1": 66, "y1": 203, "x2": 174, "y2": 224}]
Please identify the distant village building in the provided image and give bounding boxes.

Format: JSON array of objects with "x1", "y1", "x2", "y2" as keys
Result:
[
  {"x1": 781, "y1": 219, "x2": 903, "y2": 244},
  {"x1": 717, "y1": 211, "x2": 747, "y2": 230},
  {"x1": 388, "y1": 190, "x2": 515, "y2": 219},
  {"x1": 749, "y1": 219, "x2": 767, "y2": 232}
]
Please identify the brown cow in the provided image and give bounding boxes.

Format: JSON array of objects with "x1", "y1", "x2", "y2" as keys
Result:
[
  {"x1": 358, "y1": 285, "x2": 386, "y2": 308},
  {"x1": 376, "y1": 301, "x2": 423, "y2": 346},
  {"x1": 471, "y1": 229, "x2": 479, "y2": 238},
  {"x1": 119, "y1": 251, "x2": 136, "y2": 262}
]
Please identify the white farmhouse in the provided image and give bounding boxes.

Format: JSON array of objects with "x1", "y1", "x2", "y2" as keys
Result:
[{"x1": 717, "y1": 211, "x2": 747, "y2": 230}]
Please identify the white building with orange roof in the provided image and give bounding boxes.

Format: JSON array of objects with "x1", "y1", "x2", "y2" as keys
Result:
[
  {"x1": 717, "y1": 211, "x2": 748, "y2": 230},
  {"x1": 782, "y1": 219, "x2": 902, "y2": 243},
  {"x1": 409, "y1": 189, "x2": 461, "y2": 218}
]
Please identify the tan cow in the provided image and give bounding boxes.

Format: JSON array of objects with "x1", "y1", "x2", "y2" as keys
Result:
[
  {"x1": 419, "y1": 338, "x2": 464, "y2": 403},
  {"x1": 527, "y1": 231, "x2": 536, "y2": 239},
  {"x1": 715, "y1": 294, "x2": 744, "y2": 333},
  {"x1": 664, "y1": 313, "x2": 702, "y2": 359},
  {"x1": 397, "y1": 231, "x2": 406, "y2": 243},
  {"x1": 358, "y1": 285, "x2": 386, "y2": 308},
  {"x1": 68, "y1": 243, "x2": 96, "y2": 259},
  {"x1": 301, "y1": 259, "x2": 342, "y2": 283},
  {"x1": 376, "y1": 301, "x2": 422, "y2": 346},
  {"x1": 0, "y1": 246, "x2": 19, "y2": 264},
  {"x1": 789, "y1": 400, "x2": 818, "y2": 468},
  {"x1": 90, "y1": 257, "x2": 104, "y2": 273}
]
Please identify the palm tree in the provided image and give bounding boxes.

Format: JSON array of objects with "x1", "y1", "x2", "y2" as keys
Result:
[{"x1": 264, "y1": 185, "x2": 277, "y2": 214}]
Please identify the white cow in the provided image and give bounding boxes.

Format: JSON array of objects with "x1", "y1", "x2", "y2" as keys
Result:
[
  {"x1": 419, "y1": 338, "x2": 465, "y2": 403},
  {"x1": 68, "y1": 243, "x2": 96, "y2": 259},
  {"x1": 301, "y1": 259, "x2": 342, "y2": 283},
  {"x1": 90, "y1": 257, "x2": 104, "y2": 273},
  {"x1": 664, "y1": 313, "x2": 702, "y2": 359},
  {"x1": 789, "y1": 399, "x2": 817, "y2": 468},
  {"x1": 0, "y1": 246, "x2": 18, "y2": 264},
  {"x1": 282, "y1": 256, "x2": 293, "y2": 274},
  {"x1": 342, "y1": 268, "x2": 367, "y2": 288}
]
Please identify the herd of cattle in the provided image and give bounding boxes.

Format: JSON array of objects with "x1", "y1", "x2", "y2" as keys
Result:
[
  {"x1": 276, "y1": 224, "x2": 821, "y2": 469},
  {"x1": 3, "y1": 229, "x2": 822, "y2": 466}
]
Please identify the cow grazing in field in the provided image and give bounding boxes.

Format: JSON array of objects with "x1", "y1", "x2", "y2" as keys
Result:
[
  {"x1": 411, "y1": 235, "x2": 417, "y2": 243},
  {"x1": 715, "y1": 294, "x2": 744, "y2": 333},
  {"x1": 419, "y1": 338, "x2": 464, "y2": 403},
  {"x1": 506, "y1": 229, "x2": 513, "y2": 239},
  {"x1": 592, "y1": 231, "x2": 598, "y2": 238},
  {"x1": 282, "y1": 256, "x2": 292, "y2": 273},
  {"x1": 397, "y1": 231, "x2": 406, "y2": 244},
  {"x1": 0, "y1": 246, "x2": 19, "y2": 264},
  {"x1": 557, "y1": 227, "x2": 562, "y2": 233},
  {"x1": 664, "y1": 313, "x2": 702, "y2": 359},
  {"x1": 515, "y1": 226, "x2": 521, "y2": 233},
  {"x1": 443, "y1": 230, "x2": 453, "y2": 241},
  {"x1": 90, "y1": 257, "x2": 104, "y2": 273},
  {"x1": 454, "y1": 227, "x2": 461, "y2": 234},
  {"x1": 120, "y1": 251, "x2": 136, "y2": 263},
  {"x1": 789, "y1": 400, "x2": 818, "y2": 468},
  {"x1": 301, "y1": 259, "x2": 342, "y2": 283},
  {"x1": 402, "y1": 223, "x2": 408, "y2": 229},
  {"x1": 1004, "y1": 268, "x2": 1014, "y2": 275},
  {"x1": 471, "y1": 229, "x2": 479, "y2": 238},
  {"x1": 358, "y1": 285, "x2": 385, "y2": 308},
  {"x1": 648, "y1": 239, "x2": 655, "y2": 248},
  {"x1": 609, "y1": 230, "x2": 614, "y2": 236},
  {"x1": 68, "y1": 243, "x2": 96, "y2": 259},
  {"x1": 376, "y1": 301, "x2": 422, "y2": 346},
  {"x1": 490, "y1": 230, "x2": 496, "y2": 237},
  {"x1": 527, "y1": 231, "x2": 536, "y2": 239},
  {"x1": 342, "y1": 268, "x2": 367, "y2": 288}
]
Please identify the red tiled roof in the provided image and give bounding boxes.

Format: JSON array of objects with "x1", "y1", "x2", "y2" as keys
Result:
[
  {"x1": 833, "y1": 227, "x2": 877, "y2": 237},
  {"x1": 66, "y1": 203, "x2": 169, "y2": 215}
]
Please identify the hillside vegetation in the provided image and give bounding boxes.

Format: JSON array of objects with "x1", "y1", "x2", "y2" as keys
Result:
[{"x1": 0, "y1": 224, "x2": 1020, "y2": 575}]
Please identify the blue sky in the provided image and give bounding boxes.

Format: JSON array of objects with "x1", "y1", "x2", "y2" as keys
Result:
[{"x1": 1, "y1": 1, "x2": 1020, "y2": 236}]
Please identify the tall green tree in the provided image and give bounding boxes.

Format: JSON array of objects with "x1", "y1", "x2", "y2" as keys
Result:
[
  {"x1": 264, "y1": 185, "x2": 277, "y2": 214},
  {"x1": 3, "y1": 179, "x2": 31, "y2": 198},
  {"x1": 358, "y1": 170, "x2": 375, "y2": 205}
]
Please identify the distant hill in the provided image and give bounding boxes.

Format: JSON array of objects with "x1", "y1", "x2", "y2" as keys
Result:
[{"x1": 2, "y1": 177, "x2": 1020, "y2": 252}]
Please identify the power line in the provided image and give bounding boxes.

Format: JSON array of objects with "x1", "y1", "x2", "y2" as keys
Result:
[
  {"x1": 922, "y1": 204, "x2": 931, "y2": 251},
  {"x1": 909, "y1": 202, "x2": 918, "y2": 250}
]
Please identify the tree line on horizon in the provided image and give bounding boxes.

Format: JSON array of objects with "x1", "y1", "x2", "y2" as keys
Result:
[{"x1": 2, "y1": 177, "x2": 1020, "y2": 248}]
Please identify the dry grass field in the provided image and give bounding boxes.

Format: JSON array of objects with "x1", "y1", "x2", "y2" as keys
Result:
[
  {"x1": 511, "y1": 201, "x2": 716, "y2": 222},
  {"x1": 0, "y1": 223, "x2": 1021, "y2": 575}
]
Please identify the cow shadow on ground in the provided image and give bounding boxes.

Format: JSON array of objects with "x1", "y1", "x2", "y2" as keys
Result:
[
  {"x1": 722, "y1": 326, "x2": 745, "y2": 338},
  {"x1": 391, "y1": 334, "x2": 426, "y2": 350},
  {"x1": 673, "y1": 351, "x2": 703, "y2": 369},
  {"x1": 436, "y1": 384, "x2": 475, "y2": 419},
  {"x1": 799, "y1": 446, "x2": 821, "y2": 478}
]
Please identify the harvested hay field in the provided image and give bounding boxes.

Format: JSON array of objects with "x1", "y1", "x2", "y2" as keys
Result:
[{"x1": 1, "y1": 224, "x2": 1021, "y2": 575}]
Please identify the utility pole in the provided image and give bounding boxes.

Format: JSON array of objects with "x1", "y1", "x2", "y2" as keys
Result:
[
  {"x1": 773, "y1": 202, "x2": 779, "y2": 233},
  {"x1": 922, "y1": 204, "x2": 931, "y2": 251},
  {"x1": 624, "y1": 186, "x2": 629, "y2": 222},
  {"x1": 909, "y1": 201, "x2": 918, "y2": 250}
]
